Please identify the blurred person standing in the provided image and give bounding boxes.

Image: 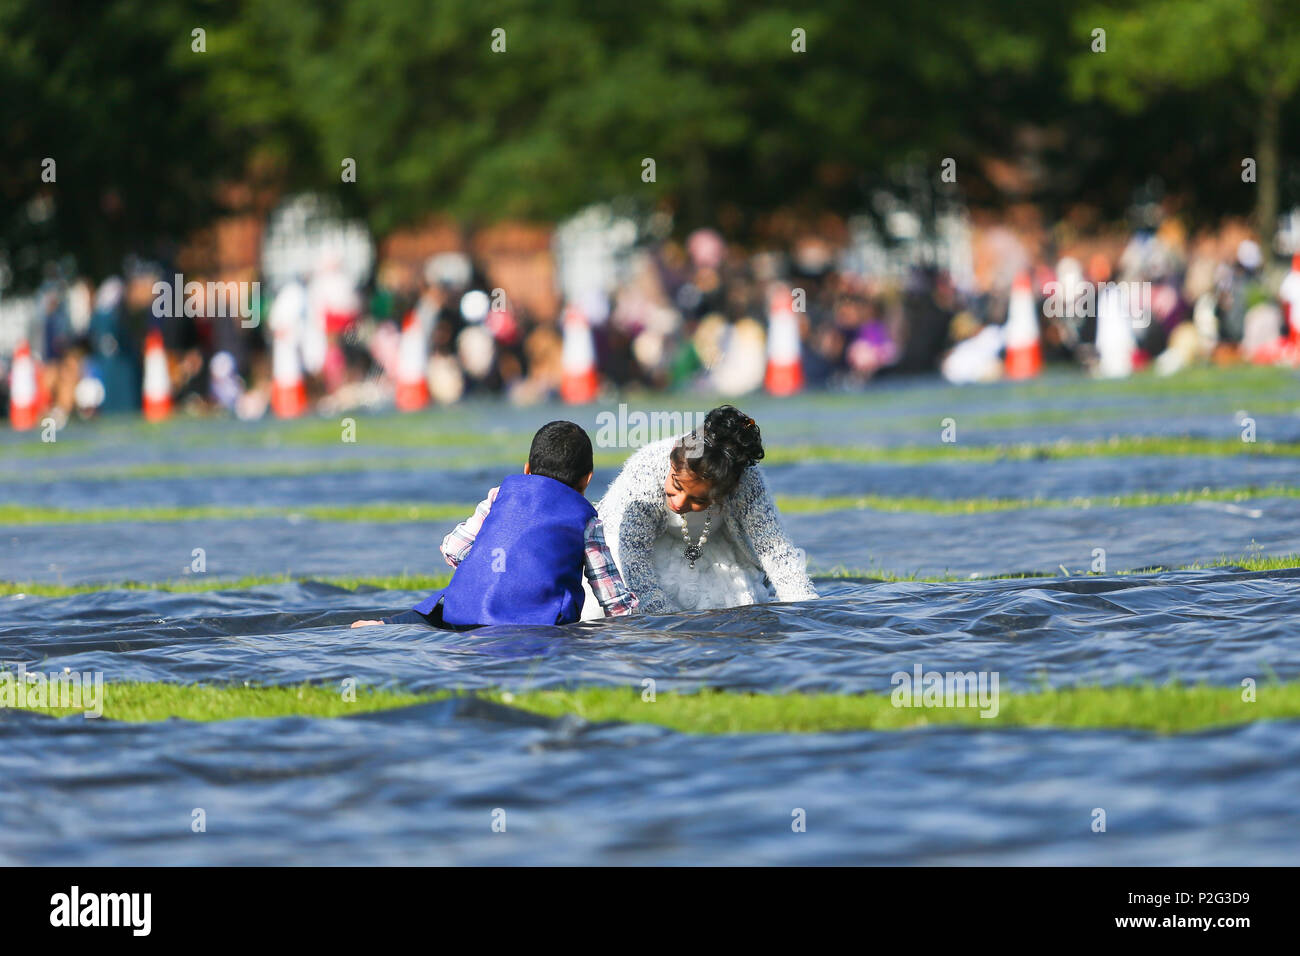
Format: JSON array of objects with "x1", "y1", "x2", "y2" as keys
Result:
[
  {"x1": 308, "y1": 253, "x2": 361, "y2": 395},
  {"x1": 85, "y1": 277, "x2": 140, "y2": 413}
]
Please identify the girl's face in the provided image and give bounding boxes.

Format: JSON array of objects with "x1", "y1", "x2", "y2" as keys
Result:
[{"x1": 664, "y1": 463, "x2": 713, "y2": 514}]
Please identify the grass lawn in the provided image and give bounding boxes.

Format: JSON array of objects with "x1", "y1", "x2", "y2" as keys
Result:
[
  {"x1": 7, "y1": 481, "x2": 1300, "y2": 528},
  {"x1": 0, "y1": 571, "x2": 453, "y2": 598},
  {"x1": 7, "y1": 432, "x2": 1300, "y2": 485},
  {"x1": 3, "y1": 552, "x2": 1296, "y2": 598},
  {"x1": 9, "y1": 680, "x2": 1297, "y2": 734}
]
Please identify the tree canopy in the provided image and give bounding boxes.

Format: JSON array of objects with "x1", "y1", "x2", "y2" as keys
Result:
[{"x1": 3, "y1": 0, "x2": 1300, "y2": 288}]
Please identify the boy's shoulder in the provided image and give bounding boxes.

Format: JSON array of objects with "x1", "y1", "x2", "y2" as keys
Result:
[{"x1": 498, "y1": 474, "x2": 594, "y2": 514}]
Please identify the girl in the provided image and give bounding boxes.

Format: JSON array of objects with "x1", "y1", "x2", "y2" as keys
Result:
[{"x1": 588, "y1": 405, "x2": 818, "y2": 615}]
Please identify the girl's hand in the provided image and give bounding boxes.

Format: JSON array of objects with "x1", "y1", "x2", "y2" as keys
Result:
[{"x1": 350, "y1": 619, "x2": 383, "y2": 628}]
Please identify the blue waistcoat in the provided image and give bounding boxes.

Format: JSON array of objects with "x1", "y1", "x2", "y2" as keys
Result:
[{"x1": 414, "y1": 473, "x2": 596, "y2": 627}]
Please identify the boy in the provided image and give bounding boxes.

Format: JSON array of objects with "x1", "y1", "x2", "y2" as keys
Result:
[{"x1": 352, "y1": 421, "x2": 637, "y2": 628}]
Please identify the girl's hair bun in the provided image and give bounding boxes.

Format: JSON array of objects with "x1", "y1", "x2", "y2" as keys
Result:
[{"x1": 704, "y1": 404, "x2": 764, "y2": 468}]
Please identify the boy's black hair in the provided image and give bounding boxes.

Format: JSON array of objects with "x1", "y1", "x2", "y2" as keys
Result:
[{"x1": 528, "y1": 421, "x2": 593, "y2": 491}]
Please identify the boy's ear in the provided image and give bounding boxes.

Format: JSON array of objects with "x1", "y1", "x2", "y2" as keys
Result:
[
  {"x1": 578, "y1": 471, "x2": 593, "y2": 493},
  {"x1": 523, "y1": 462, "x2": 532, "y2": 475}
]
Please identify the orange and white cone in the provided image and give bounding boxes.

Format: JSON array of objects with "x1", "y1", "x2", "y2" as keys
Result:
[
  {"x1": 271, "y1": 323, "x2": 308, "y2": 418},
  {"x1": 1003, "y1": 273, "x2": 1042, "y2": 380},
  {"x1": 764, "y1": 285, "x2": 804, "y2": 396},
  {"x1": 141, "y1": 329, "x2": 173, "y2": 422},
  {"x1": 395, "y1": 311, "x2": 430, "y2": 411},
  {"x1": 560, "y1": 305, "x2": 599, "y2": 404},
  {"x1": 8, "y1": 340, "x2": 40, "y2": 431}
]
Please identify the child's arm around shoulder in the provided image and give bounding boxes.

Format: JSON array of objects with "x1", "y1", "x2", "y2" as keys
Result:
[
  {"x1": 440, "y1": 486, "x2": 500, "y2": 567},
  {"x1": 583, "y1": 516, "x2": 639, "y2": 616}
]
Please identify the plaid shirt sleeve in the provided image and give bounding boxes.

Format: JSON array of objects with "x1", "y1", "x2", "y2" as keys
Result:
[
  {"x1": 440, "y1": 486, "x2": 499, "y2": 568},
  {"x1": 583, "y1": 516, "x2": 639, "y2": 616}
]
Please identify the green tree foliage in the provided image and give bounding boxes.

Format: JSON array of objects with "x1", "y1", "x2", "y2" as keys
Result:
[
  {"x1": 0, "y1": 0, "x2": 239, "y2": 284},
  {"x1": 205, "y1": 0, "x2": 1051, "y2": 232},
  {"x1": 1071, "y1": 0, "x2": 1300, "y2": 240},
  {"x1": 3, "y1": 0, "x2": 1298, "y2": 288}
]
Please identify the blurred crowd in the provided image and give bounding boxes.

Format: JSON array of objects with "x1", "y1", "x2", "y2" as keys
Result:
[
  {"x1": 4, "y1": 214, "x2": 1300, "y2": 426},
  {"x1": 942, "y1": 218, "x2": 1300, "y2": 382}
]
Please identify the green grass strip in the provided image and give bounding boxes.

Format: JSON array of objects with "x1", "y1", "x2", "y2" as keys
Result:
[
  {"x1": 5, "y1": 364, "x2": 1293, "y2": 456},
  {"x1": 487, "y1": 683, "x2": 1299, "y2": 734},
  {"x1": 16, "y1": 399, "x2": 1294, "y2": 453},
  {"x1": 775, "y1": 486, "x2": 1300, "y2": 516},
  {"x1": 12, "y1": 681, "x2": 1299, "y2": 734},
  {"x1": 791, "y1": 364, "x2": 1299, "y2": 407},
  {"x1": 5, "y1": 432, "x2": 1298, "y2": 485},
  {"x1": 3, "y1": 553, "x2": 1297, "y2": 599},
  {"x1": 6, "y1": 483, "x2": 1300, "y2": 527},
  {"x1": 0, "y1": 502, "x2": 471, "y2": 526},
  {"x1": 7, "y1": 681, "x2": 437, "y2": 722},
  {"x1": 762, "y1": 434, "x2": 1300, "y2": 466},
  {"x1": 0, "y1": 572, "x2": 451, "y2": 598},
  {"x1": 816, "y1": 552, "x2": 1300, "y2": 582}
]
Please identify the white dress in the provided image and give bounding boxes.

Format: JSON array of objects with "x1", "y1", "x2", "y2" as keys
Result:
[
  {"x1": 650, "y1": 505, "x2": 774, "y2": 611},
  {"x1": 582, "y1": 435, "x2": 818, "y2": 618}
]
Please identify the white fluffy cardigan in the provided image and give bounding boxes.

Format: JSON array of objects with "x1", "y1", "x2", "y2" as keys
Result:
[{"x1": 595, "y1": 436, "x2": 819, "y2": 614}]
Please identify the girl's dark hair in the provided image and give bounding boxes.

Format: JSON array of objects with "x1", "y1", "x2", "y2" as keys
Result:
[{"x1": 670, "y1": 405, "x2": 764, "y2": 499}]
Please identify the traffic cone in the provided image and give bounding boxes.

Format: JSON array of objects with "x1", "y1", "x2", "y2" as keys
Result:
[
  {"x1": 141, "y1": 329, "x2": 173, "y2": 422},
  {"x1": 560, "y1": 305, "x2": 599, "y2": 404},
  {"x1": 1096, "y1": 282, "x2": 1136, "y2": 379},
  {"x1": 1003, "y1": 273, "x2": 1042, "y2": 380},
  {"x1": 8, "y1": 340, "x2": 40, "y2": 431},
  {"x1": 764, "y1": 285, "x2": 804, "y2": 396},
  {"x1": 395, "y1": 311, "x2": 430, "y2": 411},
  {"x1": 271, "y1": 324, "x2": 308, "y2": 418},
  {"x1": 1279, "y1": 253, "x2": 1300, "y2": 347}
]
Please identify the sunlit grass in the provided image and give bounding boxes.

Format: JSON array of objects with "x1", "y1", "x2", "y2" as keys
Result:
[
  {"x1": 14, "y1": 680, "x2": 1299, "y2": 734},
  {"x1": 14, "y1": 399, "x2": 1294, "y2": 453},
  {"x1": 3, "y1": 362, "x2": 1293, "y2": 455},
  {"x1": 486, "y1": 683, "x2": 1300, "y2": 735},
  {"x1": 0, "y1": 571, "x2": 451, "y2": 598},
  {"x1": 818, "y1": 552, "x2": 1300, "y2": 583},
  {"x1": 2, "y1": 553, "x2": 1296, "y2": 599},
  {"x1": 7, "y1": 482, "x2": 1300, "y2": 527},
  {"x1": 11, "y1": 680, "x2": 436, "y2": 722},
  {"x1": 762, "y1": 434, "x2": 1300, "y2": 466},
  {"x1": 0, "y1": 502, "x2": 471, "y2": 525},
  {"x1": 6, "y1": 433, "x2": 1299, "y2": 485},
  {"x1": 775, "y1": 485, "x2": 1300, "y2": 516}
]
